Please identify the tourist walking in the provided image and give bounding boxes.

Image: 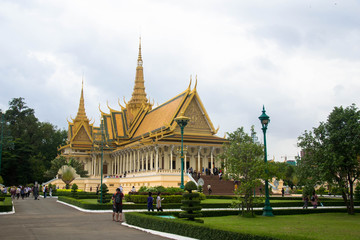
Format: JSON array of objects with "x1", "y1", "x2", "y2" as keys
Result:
[
  {"x1": 49, "y1": 186, "x2": 53, "y2": 197},
  {"x1": 16, "y1": 186, "x2": 21, "y2": 200},
  {"x1": 156, "y1": 192, "x2": 164, "y2": 212},
  {"x1": 43, "y1": 185, "x2": 47, "y2": 198},
  {"x1": 303, "y1": 195, "x2": 309, "y2": 209},
  {"x1": 111, "y1": 188, "x2": 124, "y2": 222},
  {"x1": 33, "y1": 183, "x2": 39, "y2": 200},
  {"x1": 147, "y1": 192, "x2": 154, "y2": 212},
  {"x1": 20, "y1": 186, "x2": 25, "y2": 199},
  {"x1": 311, "y1": 191, "x2": 318, "y2": 208},
  {"x1": 281, "y1": 188, "x2": 285, "y2": 197},
  {"x1": 10, "y1": 186, "x2": 16, "y2": 199},
  {"x1": 207, "y1": 184, "x2": 212, "y2": 195}
]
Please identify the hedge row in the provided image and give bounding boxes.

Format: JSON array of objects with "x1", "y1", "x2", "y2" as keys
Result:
[
  {"x1": 58, "y1": 196, "x2": 184, "y2": 210},
  {"x1": 143, "y1": 207, "x2": 360, "y2": 218},
  {"x1": 125, "y1": 212, "x2": 279, "y2": 240},
  {"x1": 125, "y1": 195, "x2": 183, "y2": 203},
  {"x1": 57, "y1": 195, "x2": 357, "y2": 211},
  {"x1": 0, "y1": 197, "x2": 13, "y2": 212},
  {"x1": 206, "y1": 195, "x2": 346, "y2": 202}
]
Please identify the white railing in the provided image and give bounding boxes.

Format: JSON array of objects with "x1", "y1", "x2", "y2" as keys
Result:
[{"x1": 187, "y1": 173, "x2": 198, "y2": 186}]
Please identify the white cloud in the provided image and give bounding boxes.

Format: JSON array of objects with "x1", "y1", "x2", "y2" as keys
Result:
[{"x1": 1, "y1": 0, "x2": 360, "y2": 160}]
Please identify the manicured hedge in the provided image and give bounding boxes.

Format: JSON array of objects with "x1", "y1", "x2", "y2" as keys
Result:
[
  {"x1": 125, "y1": 194, "x2": 183, "y2": 203},
  {"x1": 0, "y1": 197, "x2": 13, "y2": 212},
  {"x1": 125, "y1": 212, "x2": 279, "y2": 240},
  {"x1": 58, "y1": 196, "x2": 184, "y2": 210},
  {"x1": 58, "y1": 195, "x2": 358, "y2": 211}
]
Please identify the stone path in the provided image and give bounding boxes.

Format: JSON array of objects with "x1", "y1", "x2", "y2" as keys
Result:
[{"x1": 0, "y1": 197, "x2": 169, "y2": 240}]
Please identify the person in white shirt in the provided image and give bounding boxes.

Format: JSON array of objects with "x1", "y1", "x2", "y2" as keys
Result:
[{"x1": 156, "y1": 192, "x2": 164, "y2": 212}]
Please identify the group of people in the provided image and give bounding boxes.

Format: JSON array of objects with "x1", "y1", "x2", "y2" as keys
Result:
[
  {"x1": 111, "y1": 186, "x2": 165, "y2": 223},
  {"x1": 3, "y1": 183, "x2": 53, "y2": 200},
  {"x1": 9, "y1": 186, "x2": 32, "y2": 200},
  {"x1": 303, "y1": 191, "x2": 320, "y2": 209},
  {"x1": 188, "y1": 166, "x2": 223, "y2": 181},
  {"x1": 147, "y1": 192, "x2": 164, "y2": 212}
]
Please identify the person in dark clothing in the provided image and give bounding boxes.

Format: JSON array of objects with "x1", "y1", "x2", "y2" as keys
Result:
[
  {"x1": 112, "y1": 188, "x2": 124, "y2": 222},
  {"x1": 147, "y1": 192, "x2": 154, "y2": 211}
]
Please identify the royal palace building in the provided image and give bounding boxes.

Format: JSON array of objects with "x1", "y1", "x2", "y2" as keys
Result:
[{"x1": 54, "y1": 40, "x2": 226, "y2": 192}]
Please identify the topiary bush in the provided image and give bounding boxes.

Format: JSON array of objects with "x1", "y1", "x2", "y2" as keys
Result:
[
  {"x1": 97, "y1": 183, "x2": 110, "y2": 203},
  {"x1": 179, "y1": 181, "x2": 203, "y2": 223},
  {"x1": 71, "y1": 183, "x2": 78, "y2": 198}
]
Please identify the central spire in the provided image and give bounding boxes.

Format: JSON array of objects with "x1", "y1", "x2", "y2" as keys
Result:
[
  {"x1": 75, "y1": 79, "x2": 89, "y2": 122},
  {"x1": 128, "y1": 37, "x2": 148, "y2": 110}
]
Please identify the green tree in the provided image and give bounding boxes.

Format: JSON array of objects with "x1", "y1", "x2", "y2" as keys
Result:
[
  {"x1": 219, "y1": 126, "x2": 266, "y2": 217},
  {"x1": 298, "y1": 104, "x2": 360, "y2": 215},
  {"x1": 1, "y1": 98, "x2": 67, "y2": 185},
  {"x1": 45, "y1": 156, "x2": 67, "y2": 179},
  {"x1": 46, "y1": 156, "x2": 88, "y2": 179}
]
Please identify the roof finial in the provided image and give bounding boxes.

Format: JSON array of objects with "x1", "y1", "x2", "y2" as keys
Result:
[
  {"x1": 138, "y1": 36, "x2": 142, "y2": 67},
  {"x1": 194, "y1": 74, "x2": 198, "y2": 90},
  {"x1": 187, "y1": 75, "x2": 192, "y2": 90},
  {"x1": 74, "y1": 78, "x2": 88, "y2": 122}
]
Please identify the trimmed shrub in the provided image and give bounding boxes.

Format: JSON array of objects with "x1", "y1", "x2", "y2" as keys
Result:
[
  {"x1": 71, "y1": 184, "x2": 78, "y2": 198},
  {"x1": 98, "y1": 184, "x2": 110, "y2": 203},
  {"x1": 179, "y1": 181, "x2": 202, "y2": 222},
  {"x1": 125, "y1": 212, "x2": 278, "y2": 240},
  {"x1": 0, "y1": 197, "x2": 12, "y2": 212}
]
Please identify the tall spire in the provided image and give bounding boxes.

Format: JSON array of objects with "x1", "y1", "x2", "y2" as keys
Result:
[
  {"x1": 138, "y1": 36, "x2": 143, "y2": 67},
  {"x1": 128, "y1": 37, "x2": 148, "y2": 110},
  {"x1": 75, "y1": 79, "x2": 89, "y2": 122}
]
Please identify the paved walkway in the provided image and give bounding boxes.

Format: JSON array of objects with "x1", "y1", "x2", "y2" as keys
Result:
[{"x1": 0, "y1": 197, "x2": 170, "y2": 240}]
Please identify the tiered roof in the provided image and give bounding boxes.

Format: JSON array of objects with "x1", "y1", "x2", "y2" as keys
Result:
[{"x1": 60, "y1": 39, "x2": 224, "y2": 153}]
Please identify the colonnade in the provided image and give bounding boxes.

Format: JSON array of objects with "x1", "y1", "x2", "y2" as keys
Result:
[{"x1": 88, "y1": 144, "x2": 222, "y2": 177}]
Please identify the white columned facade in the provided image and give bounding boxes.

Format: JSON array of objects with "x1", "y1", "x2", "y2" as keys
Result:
[
  {"x1": 155, "y1": 146, "x2": 159, "y2": 172},
  {"x1": 170, "y1": 145, "x2": 174, "y2": 172},
  {"x1": 150, "y1": 149, "x2": 154, "y2": 170},
  {"x1": 211, "y1": 147, "x2": 214, "y2": 174},
  {"x1": 197, "y1": 147, "x2": 201, "y2": 171}
]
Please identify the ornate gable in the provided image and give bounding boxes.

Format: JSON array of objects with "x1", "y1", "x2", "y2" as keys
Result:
[
  {"x1": 73, "y1": 125, "x2": 92, "y2": 143},
  {"x1": 184, "y1": 97, "x2": 212, "y2": 133}
]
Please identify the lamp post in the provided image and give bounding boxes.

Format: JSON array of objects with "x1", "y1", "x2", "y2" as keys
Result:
[
  {"x1": 175, "y1": 113, "x2": 190, "y2": 189},
  {"x1": 258, "y1": 106, "x2": 274, "y2": 217}
]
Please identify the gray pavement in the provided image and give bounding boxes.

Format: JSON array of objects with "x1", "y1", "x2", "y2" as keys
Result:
[{"x1": 0, "y1": 197, "x2": 170, "y2": 240}]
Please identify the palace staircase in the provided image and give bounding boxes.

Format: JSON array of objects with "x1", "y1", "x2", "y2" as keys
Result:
[{"x1": 198, "y1": 175, "x2": 235, "y2": 195}]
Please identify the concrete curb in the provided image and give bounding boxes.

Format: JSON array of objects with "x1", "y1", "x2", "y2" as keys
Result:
[{"x1": 122, "y1": 222, "x2": 197, "y2": 240}]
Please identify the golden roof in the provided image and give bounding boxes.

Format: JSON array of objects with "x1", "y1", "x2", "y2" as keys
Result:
[
  {"x1": 61, "y1": 40, "x2": 225, "y2": 153},
  {"x1": 127, "y1": 37, "x2": 150, "y2": 112}
]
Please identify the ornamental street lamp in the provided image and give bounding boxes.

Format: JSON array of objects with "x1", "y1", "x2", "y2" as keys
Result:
[
  {"x1": 258, "y1": 105, "x2": 274, "y2": 217},
  {"x1": 175, "y1": 113, "x2": 190, "y2": 189}
]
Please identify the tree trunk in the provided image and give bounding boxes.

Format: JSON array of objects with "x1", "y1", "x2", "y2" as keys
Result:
[
  {"x1": 348, "y1": 178, "x2": 355, "y2": 215},
  {"x1": 341, "y1": 189, "x2": 350, "y2": 214}
]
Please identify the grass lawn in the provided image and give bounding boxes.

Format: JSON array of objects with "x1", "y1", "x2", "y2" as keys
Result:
[{"x1": 202, "y1": 213, "x2": 360, "y2": 240}]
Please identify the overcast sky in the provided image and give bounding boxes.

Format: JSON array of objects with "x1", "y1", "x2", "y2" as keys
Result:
[{"x1": 1, "y1": 0, "x2": 360, "y2": 161}]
